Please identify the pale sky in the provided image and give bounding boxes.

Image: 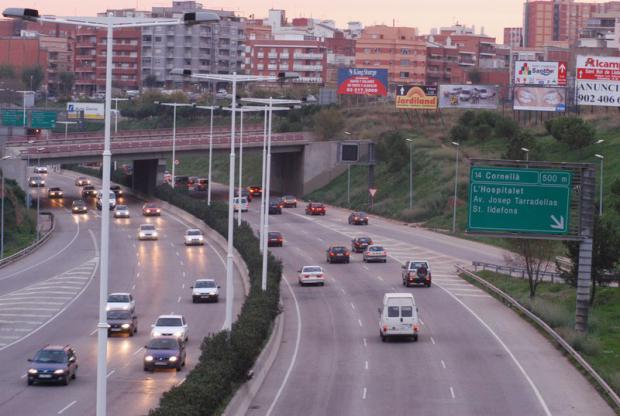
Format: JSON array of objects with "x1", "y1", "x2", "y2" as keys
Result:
[{"x1": 3, "y1": 0, "x2": 610, "y2": 39}]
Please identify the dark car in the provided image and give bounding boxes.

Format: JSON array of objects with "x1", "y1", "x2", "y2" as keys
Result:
[
  {"x1": 235, "y1": 188, "x2": 253, "y2": 202},
  {"x1": 81, "y1": 185, "x2": 96, "y2": 198},
  {"x1": 267, "y1": 231, "x2": 283, "y2": 247},
  {"x1": 306, "y1": 202, "x2": 326, "y2": 216},
  {"x1": 268, "y1": 199, "x2": 283, "y2": 215},
  {"x1": 193, "y1": 178, "x2": 208, "y2": 191},
  {"x1": 326, "y1": 246, "x2": 350, "y2": 264},
  {"x1": 348, "y1": 211, "x2": 369, "y2": 225},
  {"x1": 351, "y1": 236, "x2": 373, "y2": 253},
  {"x1": 47, "y1": 187, "x2": 64, "y2": 199},
  {"x1": 71, "y1": 199, "x2": 88, "y2": 214},
  {"x1": 247, "y1": 185, "x2": 262, "y2": 196},
  {"x1": 142, "y1": 202, "x2": 161, "y2": 216},
  {"x1": 74, "y1": 176, "x2": 90, "y2": 186},
  {"x1": 281, "y1": 195, "x2": 297, "y2": 208},
  {"x1": 109, "y1": 184, "x2": 123, "y2": 198},
  {"x1": 26, "y1": 345, "x2": 78, "y2": 385},
  {"x1": 107, "y1": 310, "x2": 138, "y2": 337},
  {"x1": 143, "y1": 337, "x2": 186, "y2": 372}
]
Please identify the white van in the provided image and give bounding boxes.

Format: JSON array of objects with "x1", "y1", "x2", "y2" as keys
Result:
[
  {"x1": 96, "y1": 190, "x2": 117, "y2": 210},
  {"x1": 233, "y1": 196, "x2": 248, "y2": 212},
  {"x1": 379, "y1": 293, "x2": 419, "y2": 342}
]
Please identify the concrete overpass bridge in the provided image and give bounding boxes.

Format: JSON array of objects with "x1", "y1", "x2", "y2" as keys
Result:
[{"x1": 2, "y1": 126, "x2": 346, "y2": 196}]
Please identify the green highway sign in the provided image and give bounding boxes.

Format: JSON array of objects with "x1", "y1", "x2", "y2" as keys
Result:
[
  {"x1": 31, "y1": 111, "x2": 57, "y2": 129},
  {"x1": 1, "y1": 109, "x2": 24, "y2": 126},
  {"x1": 468, "y1": 166, "x2": 572, "y2": 234}
]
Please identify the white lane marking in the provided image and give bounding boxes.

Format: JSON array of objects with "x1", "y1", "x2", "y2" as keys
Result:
[
  {"x1": 132, "y1": 243, "x2": 136, "y2": 249},
  {"x1": 89, "y1": 328, "x2": 97, "y2": 336},
  {"x1": 57, "y1": 400, "x2": 77, "y2": 414},
  {"x1": 431, "y1": 337, "x2": 436, "y2": 345},
  {"x1": 455, "y1": 294, "x2": 493, "y2": 298},
  {"x1": 363, "y1": 338, "x2": 367, "y2": 348},
  {"x1": 358, "y1": 319, "x2": 363, "y2": 327},
  {"x1": 20, "y1": 374, "x2": 26, "y2": 379},
  {"x1": 265, "y1": 274, "x2": 302, "y2": 416},
  {"x1": 136, "y1": 272, "x2": 140, "y2": 278},
  {"x1": 132, "y1": 284, "x2": 136, "y2": 290},
  {"x1": 350, "y1": 302, "x2": 356, "y2": 310},
  {"x1": 182, "y1": 272, "x2": 186, "y2": 277},
  {"x1": 176, "y1": 251, "x2": 180, "y2": 257},
  {"x1": 420, "y1": 319, "x2": 425, "y2": 326},
  {"x1": 364, "y1": 360, "x2": 368, "y2": 370},
  {"x1": 362, "y1": 265, "x2": 369, "y2": 271},
  {"x1": 132, "y1": 347, "x2": 144, "y2": 356},
  {"x1": 341, "y1": 288, "x2": 346, "y2": 295},
  {"x1": 450, "y1": 386, "x2": 455, "y2": 399},
  {"x1": 180, "y1": 261, "x2": 184, "y2": 266},
  {"x1": 441, "y1": 360, "x2": 446, "y2": 369},
  {"x1": 137, "y1": 262, "x2": 141, "y2": 267},
  {"x1": 0, "y1": 215, "x2": 80, "y2": 282},
  {"x1": 177, "y1": 296, "x2": 181, "y2": 303},
  {"x1": 182, "y1": 284, "x2": 185, "y2": 289},
  {"x1": 170, "y1": 242, "x2": 174, "y2": 247},
  {"x1": 362, "y1": 387, "x2": 367, "y2": 400},
  {"x1": 377, "y1": 275, "x2": 384, "y2": 281},
  {"x1": 435, "y1": 284, "x2": 551, "y2": 415},
  {"x1": 317, "y1": 237, "x2": 324, "y2": 242},
  {"x1": 107, "y1": 370, "x2": 115, "y2": 378}
]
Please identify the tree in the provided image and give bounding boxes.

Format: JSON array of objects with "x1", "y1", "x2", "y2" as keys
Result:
[
  {"x1": 0, "y1": 64, "x2": 16, "y2": 80},
  {"x1": 509, "y1": 239, "x2": 558, "y2": 297},
  {"x1": 449, "y1": 124, "x2": 470, "y2": 142},
  {"x1": 21, "y1": 66, "x2": 44, "y2": 91},
  {"x1": 312, "y1": 108, "x2": 344, "y2": 140},
  {"x1": 143, "y1": 74, "x2": 159, "y2": 88},
  {"x1": 468, "y1": 69, "x2": 482, "y2": 84},
  {"x1": 609, "y1": 178, "x2": 620, "y2": 214},
  {"x1": 544, "y1": 116, "x2": 596, "y2": 150},
  {"x1": 58, "y1": 72, "x2": 75, "y2": 97},
  {"x1": 503, "y1": 130, "x2": 533, "y2": 160},
  {"x1": 494, "y1": 117, "x2": 520, "y2": 140},
  {"x1": 376, "y1": 131, "x2": 408, "y2": 173}
]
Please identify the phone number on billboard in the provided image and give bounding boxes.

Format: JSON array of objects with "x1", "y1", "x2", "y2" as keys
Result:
[{"x1": 578, "y1": 94, "x2": 617, "y2": 104}]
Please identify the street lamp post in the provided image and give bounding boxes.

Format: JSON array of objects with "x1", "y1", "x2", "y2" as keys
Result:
[
  {"x1": 111, "y1": 97, "x2": 128, "y2": 135},
  {"x1": 521, "y1": 147, "x2": 529, "y2": 161},
  {"x1": 344, "y1": 131, "x2": 352, "y2": 207},
  {"x1": 406, "y1": 138, "x2": 413, "y2": 210},
  {"x1": 195, "y1": 105, "x2": 217, "y2": 205},
  {"x1": 57, "y1": 121, "x2": 77, "y2": 140},
  {"x1": 157, "y1": 102, "x2": 195, "y2": 188},
  {"x1": 451, "y1": 142, "x2": 460, "y2": 234},
  {"x1": 2, "y1": 8, "x2": 221, "y2": 416},
  {"x1": 595, "y1": 154, "x2": 604, "y2": 216}
]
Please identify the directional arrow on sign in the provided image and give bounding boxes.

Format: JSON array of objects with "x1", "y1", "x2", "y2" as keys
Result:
[
  {"x1": 399, "y1": 86, "x2": 405, "y2": 95},
  {"x1": 550, "y1": 215, "x2": 565, "y2": 230}
]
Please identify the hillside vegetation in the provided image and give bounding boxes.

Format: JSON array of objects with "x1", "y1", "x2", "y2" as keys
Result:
[{"x1": 1, "y1": 179, "x2": 37, "y2": 257}]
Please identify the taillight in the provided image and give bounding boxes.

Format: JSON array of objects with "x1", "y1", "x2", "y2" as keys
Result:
[
  {"x1": 413, "y1": 325, "x2": 419, "y2": 332},
  {"x1": 329, "y1": 252, "x2": 335, "y2": 256},
  {"x1": 317, "y1": 274, "x2": 323, "y2": 278},
  {"x1": 383, "y1": 325, "x2": 388, "y2": 332},
  {"x1": 304, "y1": 274, "x2": 309, "y2": 278},
  {"x1": 345, "y1": 251, "x2": 349, "y2": 255}
]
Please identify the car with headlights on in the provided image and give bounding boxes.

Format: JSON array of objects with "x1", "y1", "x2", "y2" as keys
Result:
[
  {"x1": 75, "y1": 176, "x2": 90, "y2": 186},
  {"x1": 298, "y1": 265, "x2": 325, "y2": 286},
  {"x1": 184, "y1": 228, "x2": 205, "y2": 246},
  {"x1": 402, "y1": 260, "x2": 432, "y2": 287},
  {"x1": 351, "y1": 236, "x2": 373, "y2": 253},
  {"x1": 306, "y1": 202, "x2": 326, "y2": 215},
  {"x1": 247, "y1": 185, "x2": 262, "y2": 196},
  {"x1": 28, "y1": 176, "x2": 45, "y2": 187},
  {"x1": 26, "y1": 345, "x2": 78, "y2": 386},
  {"x1": 348, "y1": 211, "x2": 369, "y2": 225},
  {"x1": 114, "y1": 204, "x2": 130, "y2": 218},
  {"x1": 191, "y1": 279, "x2": 220, "y2": 303},
  {"x1": 233, "y1": 196, "x2": 249, "y2": 212},
  {"x1": 47, "y1": 187, "x2": 64, "y2": 198},
  {"x1": 143, "y1": 337, "x2": 186, "y2": 372},
  {"x1": 138, "y1": 224, "x2": 158, "y2": 240},
  {"x1": 267, "y1": 231, "x2": 283, "y2": 247},
  {"x1": 81, "y1": 185, "x2": 96, "y2": 198},
  {"x1": 235, "y1": 188, "x2": 253, "y2": 202},
  {"x1": 33, "y1": 166, "x2": 48, "y2": 174},
  {"x1": 151, "y1": 315, "x2": 189, "y2": 342},
  {"x1": 142, "y1": 202, "x2": 161, "y2": 216},
  {"x1": 106, "y1": 292, "x2": 135, "y2": 312},
  {"x1": 107, "y1": 309, "x2": 137, "y2": 337},
  {"x1": 109, "y1": 184, "x2": 123, "y2": 198},
  {"x1": 326, "y1": 246, "x2": 350, "y2": 264},
  {"x1": 71, "y1": 199, "x2": 88, "y2": 214},
  {"x1": 268, "y1": 199, "x2": 283, "y2": 215},
  {"x1": 281, "y1": 195, "x2": 297, "y2": 208},
  {"x1": 363, "y1": 244, "x2": 387, "y2": 263}
]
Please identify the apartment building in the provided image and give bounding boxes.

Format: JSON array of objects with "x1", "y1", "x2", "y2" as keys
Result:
[
  {"x1": 0, "y1": 37, "x2": 48, "y2": 86},
  {"x1": 354, "y1": 25, "x2": 426, "y2": 87},
  {"x1": 141, "y1": 1, "x2": 244, "y2": 86},
  {"x1": 504, "y1": 27, "x2": 524, "y2": 48}
]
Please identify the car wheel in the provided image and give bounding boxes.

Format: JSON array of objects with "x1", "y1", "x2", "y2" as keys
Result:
[
  {"x1": 214, "y1": 296, "x2": 219, "y2": 303},
  {"x1": 320, "y1": 282, "x2": 325, "y2": 286},
  {"x1": 143, "y1": 366, "x2": 152, "y2": 372},
  {"x1": 299, "y1": 281, "x2": 303, "y2": 286},
  {"x1": 413, "y1": 334, "x2": 419, "y2": 342},
  {"x1": 27, "y1": 378, "x2": 33, "y2": 386},
  {"x1": 62, "y1": 376, "x2": 69, "y2": 386},
  {"x1": 130, "y1": 327, "x2": 135, "y2": 337},
  {"x1": 426, "y1": 282, "x2": 432, "y2": 287},
  {"x1": 383, "y1": 259, "x2": 387, "y2": 263},
  {"x1": 175, "y1": 363, "x2": 182, "y2": 371},
  {"x1": 71, "y1": 370, "x2": 76, "y2": 380},
  {"x1": 192, "y1": 297, "x2": 197, "y2": 303},
  {"x1": 381, "y1": 333, "x2": 386, "y2": 342},
  {"x1": 107, "y1": 330, "x2": 111, "y2": 337},
  {"x1": 402, "y1": 279, "x2": 406, "y2": 286}
]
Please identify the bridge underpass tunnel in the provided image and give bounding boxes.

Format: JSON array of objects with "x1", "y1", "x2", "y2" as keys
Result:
[
  {"x1": 270, "y1": 152, "x2": 303, "y2": 197},
  {"x1": 132, "y1": 159, "x2": 161, "y2": 195}
]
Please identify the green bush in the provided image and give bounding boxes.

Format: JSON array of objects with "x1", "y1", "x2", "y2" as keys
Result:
[
  {"x1": 544, "y1": 116, "x2": 597, "y2": 150},
  {"x1": 62, "y1": 164, "x2": 132, "y2": 187},
  {"x1": 449, "y1": 124, "x2": 470, "y2": 142},
  {"x1": 375, "y1": 131, "x2": 408, "y2": 173},
  {"x1": 473, "y1": 124, "x2": 493, "y2": 141},
  {"x1": 149, "y1": 185, "x2": 282, "y2": 416},
  {"x1": 495, "y1": 117, "x2": 520, "y2": 139},
  {"x1": 312, "y1": 107, "x2": 344, "y2": 140}
]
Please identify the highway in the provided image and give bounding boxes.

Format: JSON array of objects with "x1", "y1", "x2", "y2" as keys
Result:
[
  {"x1": 237, "y1": 198, "x2": 614, "y2": 416},
  {"x1": 0, "y1": 170, "x2": 244, "y2": 415}
]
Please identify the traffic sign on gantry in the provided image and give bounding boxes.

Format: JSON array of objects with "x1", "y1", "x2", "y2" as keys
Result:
[{"x1": 468, "y1": 166, "x2": 572, "y2": 235}]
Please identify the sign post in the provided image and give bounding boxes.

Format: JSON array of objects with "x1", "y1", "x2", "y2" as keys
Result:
[{"x1": 369, "y1": 188, "x2": 377, "y2": 209}]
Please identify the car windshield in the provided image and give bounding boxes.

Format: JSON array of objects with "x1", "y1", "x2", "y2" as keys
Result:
[
  {"x1": 187, "y1": 230, "x2": 202, "y2": 236},
  {"x1": 155, "y1": 318, "x2": 182, "y2": 327},
  {"x1": 73, "y1": 201, "x2": 85, "y2": 206},
  {"x1": 50, "y1": 188, "x2": 61, "y2": 191},
  {"x1": 84, "y1": 185, "x2": 94, "y2": 189},
  {"x1": 370, "y1": 246, "x2": 384, "y2": 251},
  {"x1": 116, "y1": 205, "x2": 127, "y2": 210},
  {"x1": 358, "y1": 212, "x2": 367, "y2": 217},
  {"x1": 107, "y1": 310, "x2": 131, "y2": 319},
  {"x1": 357, "y1": 238, "x2": 371, "y2": 243},
  {"x1": 268, "y1": 232, "x2": 281, "y2": 238},
  {"x1": 331, "y1": 247, "x2": 346, "y2": 253},
  {"x1": 313, "y1": 203, "x2": 324, "y2": 208},
  {"x1": 141, "y1": 225, "x2": 155, "y2": 231},
  {"x1": 195, "y1": 280, "x2": 216, "y2": 288},
  {"x1": 284, "y1": 195, "x2": 295, "y2": 200},
  {"x1": 411, "y1": 262, "x2": 428, "y2": 269},
  {"x1": 302, "y1": 266, "x2": 322, "y2": 273},
  {"x1": 145, "y1": 203, "x2": 157, "y2": 208},
  {"x1": 108, "y1": 294, "x2": 130, "y2": 302},
  {"x1": 147, "y1": 338, "x2": 179, "y2": 350},
  {"x1": 110, "y1": 185, "x2": 120, "y2": 190},
  {"x1": 33, "y1": 350, "x2": 67, "y2": 364},
  {"x1": 270, "y1": 201, "x2": 280, "y2": 206}
]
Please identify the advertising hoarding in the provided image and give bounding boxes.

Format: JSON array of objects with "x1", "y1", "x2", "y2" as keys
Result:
[
  {"x1": 395, "y1": 85, "x2": 438, "y2": 109},
  {"x1": 337, "y1": 68, "x2": 388, "y2": 96},
  {"x1": 514, "y1": 61, "x2": 567, "y2": 86},
  {"x1": 67, "y1": 102, "x2": 105, "y2": 120},
  {"x1": 513, "y1": 86, "x2": 566, "y2": 112},
  {"x1": 438, "y1": 84, "x2": 499, "y2": 109},
  {"x1": 576, "y1": 55, "x2": 620, "y2": 107}
]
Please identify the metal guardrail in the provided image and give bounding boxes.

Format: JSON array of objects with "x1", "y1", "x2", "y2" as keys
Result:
[
  {"x1": 456, "y1": 264, "x2": 620, "y2": 411},
  {"x1": 0, "y1": 212, "x2": 55, "y2": 269},
  {"x1": 472, "y1": 261, "x2": 562, "y2": 283}
]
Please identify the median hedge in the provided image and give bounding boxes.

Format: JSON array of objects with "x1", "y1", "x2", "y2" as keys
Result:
[
  {"x1": 60, "y1": 163, "x2": 132, "y2": 187},
  {"x1": 149, "y1": 184, "x2": 282, "y2": 416}
]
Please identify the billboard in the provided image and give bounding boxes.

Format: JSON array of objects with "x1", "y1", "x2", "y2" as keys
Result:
[
  {"x1": 438, "y1": 84, "x2": 499, "y2": 109},
  {"x1": 67, "y1": 102, "x2": 105, "y2": 120},
  {"x1": 513, "y1": 86, "x2": 566, "y2": 112},
  {"x1": 514, "y1": 61, "x2": 567, "y2": 86},
  {"x1": 395, "y1": 85, "x2": 438, "y2": 109},
  {"x1": 576, "y1": 55, "x2": 620, "y2": 107},
  {"x1": 337, "y1": 68, "x2": 388, "y2": 96}
]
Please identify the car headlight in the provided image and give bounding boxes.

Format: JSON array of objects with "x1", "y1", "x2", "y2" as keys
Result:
[
  {"x1": 152, "y1": 331, "x2": 161, "y2": 337},
  {"x1": 28, "y1": 368, "x2": 38, "y2": 374},
  {"x1": 139, "y1": 232, "x2": 145, "y2": 237},
  {"x1": 106, "y1": 305, "x2": 111, "y2": 311},
  {"x1": 173, "y1": 331, "x2": 183, "y2": 338},
  {"x1": 121, "y1": 323, "x2": 130, "y2": 329},
  {"x1": 168, "y1": 356, "x2": 178, "y2": 362},
  {"x1": 144, "y1": 355, "x2": 153, "y2": 362},
  {"x1": 152, "y1": 232, "x2": 158, "y2": 237},
  {"x1": 54, "y1": 369, "x2": 65, "y2": 375}
]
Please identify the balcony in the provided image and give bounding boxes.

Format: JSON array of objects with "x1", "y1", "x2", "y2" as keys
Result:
[
  {"x1": 280, "y1": 54, "x2": 290, "y2": 59},
  {"x1": 267, "y1": 64, "x2": 277, "y2": 70},
  {"x1": 293, "y1": 52, "x2": 323, "y2": 60},
  {"x1": 268, "y1": 53, "x2": 278, "y2": 58},
  {"x1": 292, "y1": 76, "x2": 323, "y2": 84},
  {"x1": 293, "y1": 64, "x2": 323, "y2": 71}
]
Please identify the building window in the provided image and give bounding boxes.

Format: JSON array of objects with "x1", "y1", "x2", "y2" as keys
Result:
[{"x1": 399, "y1": 72, "x2": 409, "y2": 78}]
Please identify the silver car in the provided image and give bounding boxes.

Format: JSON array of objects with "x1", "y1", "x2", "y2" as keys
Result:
[
  {"x1": 114, "y1": 205, "x2": 130, "y2": 218},
  {"x1": 363, "y1": 245, "x2": 387, "y2": 263},
  {"x1": 184, "y1": 229, "x2": 204, "y2": 246},
  {"x1": 138, "y1": 224, "x2": 158, "y2": 240},
  {"x1": 191, "y1": 279, "x2": 219, "y2": 303}
]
